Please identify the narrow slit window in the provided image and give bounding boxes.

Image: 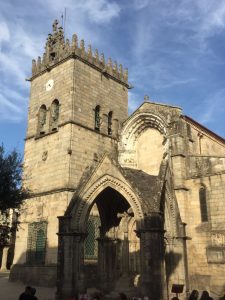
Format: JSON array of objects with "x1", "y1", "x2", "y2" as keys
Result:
[
  {"x1": 108, "y1": 111, "x2": 113, "y2": 135},
  {"x1": 199, "y1": 186, "x2": 208, "y2": 222},
  {"x1": 95, "y1": 105, "x2": 101, "y2": 131}
]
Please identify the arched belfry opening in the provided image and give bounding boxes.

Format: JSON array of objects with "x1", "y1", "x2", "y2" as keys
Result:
[{"x1": 82, "y1": 187, "x2": 140, "y2": 292}]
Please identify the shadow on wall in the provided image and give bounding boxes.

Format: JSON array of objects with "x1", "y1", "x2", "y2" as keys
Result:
[
  {"x1": 9, "y1": 248, "x2": 58, "y2": 287},
  {"x1": 165, "y1": 251, "x2": 182, "y2": 281},
  {"x1": 0, "y1": 247, "x2": 3, "y2": 268}
]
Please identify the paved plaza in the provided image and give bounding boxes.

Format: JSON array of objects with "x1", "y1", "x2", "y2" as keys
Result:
[{"x1": 0, "y1": 271, "x2": 55, "y2": 300}]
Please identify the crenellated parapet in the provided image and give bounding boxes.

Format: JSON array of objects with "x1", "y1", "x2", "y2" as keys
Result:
[{"x1": 31, "y1": 20, "x2": 128, "y2": 84}]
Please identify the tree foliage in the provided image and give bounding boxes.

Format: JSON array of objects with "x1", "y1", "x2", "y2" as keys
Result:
[
  {"x1": 0, "y1": 145, "x2": 28, "y2": 212},
  {"x1": 0, "y1": 145, "x2": 28, "y2": 246}
]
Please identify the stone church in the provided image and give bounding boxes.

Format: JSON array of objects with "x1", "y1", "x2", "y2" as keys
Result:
[{"x1": 9, "y1": 20, "x2": 225, "y2": 300}]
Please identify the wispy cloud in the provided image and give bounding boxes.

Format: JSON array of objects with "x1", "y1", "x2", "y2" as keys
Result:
[
  {"x1": 38, "y1": 0, "x2": 120, "y2": 24},
  {"x1": 198, "y1": 89, "x2": 225, "y2": 125},
  {"x1": 0, "y1": 0, "x2": 121, "y2": 122},
  {"x1": 0, "y1": 21, "x2": 10, "y2": 44},
  {"x1": 133, "y1": 0, "x2": 150, "y2": 10},
  {"x1": 0, "y1": 0, "x2": 225, "y2": 144}
]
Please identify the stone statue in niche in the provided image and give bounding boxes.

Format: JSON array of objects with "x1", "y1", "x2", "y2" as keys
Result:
[
  {"x1": 50, "y1": 101, "x2": 59, "y2": 130},
  {"x1": 51, "y1": 102, "x2": 59, "y2": 122},
  {"x1": 39, "y1": 106, "x2": 47, "y2": 132},
  {"x1": 95, "y1": 111, "x2": 101, "y2": 129}
]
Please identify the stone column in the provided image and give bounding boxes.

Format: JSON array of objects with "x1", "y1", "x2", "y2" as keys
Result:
[
  {"x1": 0, "y1": 246, "x2": 10, "y2": 271},
  {"x1": 118, "y1": 212, "x2": 130, "y2": 275},
  {"x1": 55, "y1": 216, "x2": 86, "y2": 300},
  {"x1": 71, "y1": 233, "x2": 86, "y2": 294},
  {"x1": 98, "y1": 237, "x2": 107, "y2": 289},
  {"x1": 56, "y1": 216, "x2": 72, "y2": 300},
  {"x1": 98, "y1": 237, "x2": 117, "y2": 291},
  {"x1": 137, "y1": 214, "x2": 165, "y2": 300}
]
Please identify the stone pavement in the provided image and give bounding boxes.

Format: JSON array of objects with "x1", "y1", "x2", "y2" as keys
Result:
[{"x1": 0, "y1": 271, "x2": 55, "y2": 300}]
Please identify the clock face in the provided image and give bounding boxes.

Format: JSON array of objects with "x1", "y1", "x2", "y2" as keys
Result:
[{"x1": 45, "y1": 79, "x2": 54, "y2": 91}]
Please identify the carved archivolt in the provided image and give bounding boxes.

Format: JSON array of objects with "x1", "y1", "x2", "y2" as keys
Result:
[
  {"x1": 71, "y1": 175, "x2": 144, "y2": 232},
  {"x1": 120, "y1": 112, "x2": 167, "y2": 148},
  {"x1": 119, "y1": 112, "x2": 169, "y2": 170}
]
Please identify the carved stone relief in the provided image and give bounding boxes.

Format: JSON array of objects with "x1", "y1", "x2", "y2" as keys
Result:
[{"x1": 211, "y1": 233, "x2": 225, "y2": 246}]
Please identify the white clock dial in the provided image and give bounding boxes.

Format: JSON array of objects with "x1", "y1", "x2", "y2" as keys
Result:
[{"x1": 46, "y1": 79, "x2": 54, "y2": 91}]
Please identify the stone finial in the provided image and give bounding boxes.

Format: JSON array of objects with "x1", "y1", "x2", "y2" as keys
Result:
[
  {"x1": 119, "y1": 64, "x2": 123, "y2": 78},
  {"x1": 53, "y1": 19, "x2": 58, "y2": 32},
  {"x1": 107, "y1": 58, "x2": 113, "y2": 72},
  {"x1": 32, "y1": 20, "x2": 128, "y2": 85},
  {"x1": 124, "y1": 68, "x2": 128, "y2": 82},
  {"x1": 65, "y1": 39, "x2": 70, "y2": 54},
  {"x1": 32, "y1": 59, "x2": 37, "y2": 74},
  {"x1": 37, "y1": 56, "x2": 41, "y2": 71},
  {"x1": 80, "y1": 39, "x2": 85, "y2": 51},
  {"x1": 144, "y1": 95, "x2": 150, "y2": 101},
  {"x1": 87, "y1": 45, "x2": 92, "y2": 58},
  {"x1": 94, "y1": 49, "x2": 99, "y2": 60},
  {"x1": 113, "y1": 61, "x2": 118, "y2": 73},
  {"x1": 72, "y1": 34, "x2": 78, "y2": 49},
  {"x1": 42, "y1": 53, "x2": 47, "y2": 65},
  {"x1": 58, "y1": 27, "x2": 64, "y2": 43},
  {"x1": 100, "y1": 53, "x2": 105, "y2": 65}
]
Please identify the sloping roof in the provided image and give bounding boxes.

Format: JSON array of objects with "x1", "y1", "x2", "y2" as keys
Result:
[
  {"x1": 121, "y1": 168, "x2": 161, "y2": 212},
  {"x1": 182, "y1": 115, "x2": 225, "y2": 145}
]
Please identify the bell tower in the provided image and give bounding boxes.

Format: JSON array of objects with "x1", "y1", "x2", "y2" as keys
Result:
[
  {"x1": 11, "y1": 20, "x2": 129, "y2": 286},
  {"x1": 25, "y1": 19, "x2": 129, "y2": 193}
]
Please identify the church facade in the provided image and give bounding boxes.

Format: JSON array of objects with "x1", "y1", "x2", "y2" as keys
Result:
[{"x1": 9, "y1": 21, "x2": 225, "y2": 300}]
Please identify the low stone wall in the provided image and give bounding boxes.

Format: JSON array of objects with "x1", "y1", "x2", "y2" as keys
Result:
[{"x1": 9, "y1": 264, "x2": 57, "y2": 287}]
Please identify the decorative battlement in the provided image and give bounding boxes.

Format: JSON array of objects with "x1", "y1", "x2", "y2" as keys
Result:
[{"x1": 31, "y1": 20, "x2": 128, "y2": 84}]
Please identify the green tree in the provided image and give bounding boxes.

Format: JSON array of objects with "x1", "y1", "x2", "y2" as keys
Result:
[{"x1": 0, "y1": 145, "x2": 28, "y2": 246}]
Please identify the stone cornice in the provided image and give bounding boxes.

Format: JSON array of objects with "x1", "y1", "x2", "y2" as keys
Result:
[
  {"x1": 25, "y1": 120, "x2": 118, "y2": 141},
  {"x1": 27, "y1": 187, "x2": 76, "y2": 198}
]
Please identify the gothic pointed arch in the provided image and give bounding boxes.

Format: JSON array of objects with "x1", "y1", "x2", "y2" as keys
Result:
[{"x1": 68, "y1": 174, "x2": 144, "y2": 232}]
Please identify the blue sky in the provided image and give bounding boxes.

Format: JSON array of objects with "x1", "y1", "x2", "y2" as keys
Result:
[{"x1": 1, "y1": 0, "x2": 225, "y2": 154}]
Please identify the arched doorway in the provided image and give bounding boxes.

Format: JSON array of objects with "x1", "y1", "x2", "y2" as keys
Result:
[
  {"x1": 56, "y1": 175, "x2": 145, "y2": 300},
  {"x1": 83, "y1": 187, "x2": 140, "y2": 293}
]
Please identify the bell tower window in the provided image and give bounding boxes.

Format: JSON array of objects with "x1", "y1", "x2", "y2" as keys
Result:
[
  {"x1": 94, "y1": 105, "x2": 101, "y2": 131},
  {"x1": 38, "y1": 105, "x2": 47, "y2": 135},
  {"x1": 108, "y1": 111, "x2": 113, "y2": 135},
  {"x1": 50, "y1": 99, "x2": 60, "y2": 131}
]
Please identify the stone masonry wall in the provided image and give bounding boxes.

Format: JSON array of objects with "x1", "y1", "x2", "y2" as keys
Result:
[
  {"x1": 184, "y1": 173, "x2": 225, "y2": 293},
  {"x1": 13, "y1": 191, "x2": 73, "y2": 266},
  {"x1": 72, "y1": 59, "x2": 128, "y2": 134},
  {"x1": 24, "y1": 57, "x2": 128, "y2": 193}
]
